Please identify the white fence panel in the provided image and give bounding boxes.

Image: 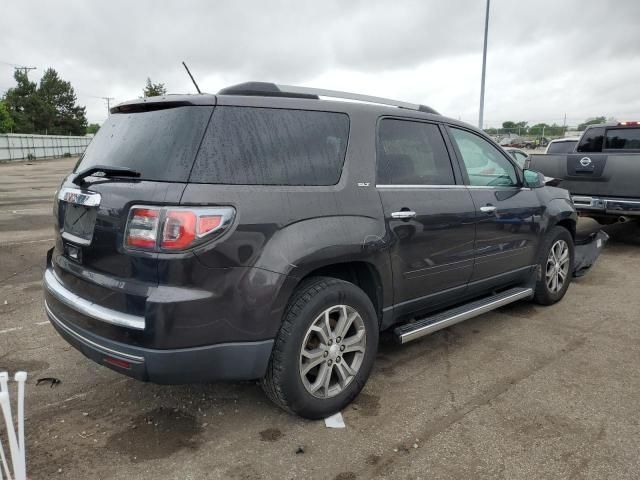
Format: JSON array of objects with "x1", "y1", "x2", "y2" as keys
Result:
[{"x1": 0, "y1": 133, "x2": 92, "y2": 161}]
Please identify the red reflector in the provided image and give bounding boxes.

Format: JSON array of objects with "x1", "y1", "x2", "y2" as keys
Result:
[
  {"x1": 104, "y1": 356, "x2": 131, "y2": 369},
  {"x1": 161, "y1": 210, "x2": 197, "y2": 250},
  {"x1": 198, "y1": 215, "x2": 222, "y2": 236}
]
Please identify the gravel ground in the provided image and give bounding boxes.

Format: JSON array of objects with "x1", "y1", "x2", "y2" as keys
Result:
[{"x1": 1, "y1": 157, "x2": 639, "y2": 479}]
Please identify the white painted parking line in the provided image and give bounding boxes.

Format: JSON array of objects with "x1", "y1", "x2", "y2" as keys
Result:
[
  {"x1": 35, "y1": 321, "x2": 50, "y2": 326},
  {"x1": 0, "y1": 326, "x2": 23, "y2": 335},
  {"x1": 0, "y1": 238, "x2": 54, "y2": 247},
  {"x1": 0, "y1": 208, "x2": 51, "y2": 214}
]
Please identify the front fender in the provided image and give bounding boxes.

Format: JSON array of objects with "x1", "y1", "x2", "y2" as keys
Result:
[{"x1": 543, "y1": 196, "x2": 578, "y2": 235}]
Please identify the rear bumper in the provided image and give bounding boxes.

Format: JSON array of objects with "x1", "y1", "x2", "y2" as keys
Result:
[
  {"x1": 573, "y1": 230, "x2": 609, "y2": 278},
  {"x1": 45, "y1": 301, "x2": 273, "y2": 383},
  {"x1": 572, "y1": 195, "x2": 640, "y2": 217}
]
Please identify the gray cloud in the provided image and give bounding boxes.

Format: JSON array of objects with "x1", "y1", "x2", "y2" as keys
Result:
[{"x1": 2, "y1": 0, "x2": 640, "y2": 126}]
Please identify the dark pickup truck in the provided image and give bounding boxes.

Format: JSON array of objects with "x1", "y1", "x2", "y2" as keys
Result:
[{"x1": 529, "y1": 122, "x2": 640, "y2": 224}]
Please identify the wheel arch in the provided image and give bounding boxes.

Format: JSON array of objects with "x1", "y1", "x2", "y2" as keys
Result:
[{"x1": 294, "y1": 261, "x2": 385, "y2": 325}]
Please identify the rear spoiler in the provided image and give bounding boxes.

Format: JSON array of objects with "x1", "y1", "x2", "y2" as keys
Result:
[{"x1": 110, "y1": 94, "x2": 216, "y2": 114}]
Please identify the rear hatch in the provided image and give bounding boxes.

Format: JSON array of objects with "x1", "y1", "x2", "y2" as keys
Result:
[{"x1": 51, "y1": 102, "x2": 214, "y2": 315}]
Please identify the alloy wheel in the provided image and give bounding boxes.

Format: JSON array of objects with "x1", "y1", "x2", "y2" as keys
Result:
[
  {"x1": 299, "y1": 305, "x2": 367, "y2": 399},
  {"x1": 546, "y1": 239, "x2": 570, "y2": 293}
]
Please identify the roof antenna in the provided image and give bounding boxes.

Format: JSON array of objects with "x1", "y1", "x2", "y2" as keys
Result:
[{"x1": 182, "y1": 61, "x2": 201, "y2": 94}]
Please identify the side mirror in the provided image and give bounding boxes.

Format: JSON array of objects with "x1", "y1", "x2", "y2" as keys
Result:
[{"x1": 523, "y1": 169, "x2": 545, "y2": 188}]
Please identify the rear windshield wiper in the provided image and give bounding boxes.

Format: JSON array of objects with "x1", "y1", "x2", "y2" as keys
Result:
[{"x1": 72, "y1": 165, "x2": 141, "y2": 185}]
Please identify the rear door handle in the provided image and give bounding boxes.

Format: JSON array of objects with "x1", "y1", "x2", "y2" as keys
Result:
[
  {"x1": 391, "y1": 210, "x2": 417, "y2": 219},
  {"x1": 480, "y1": 205, "x2": 497, "y2": 214}
]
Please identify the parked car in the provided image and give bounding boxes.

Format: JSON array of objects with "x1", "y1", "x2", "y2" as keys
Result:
[
  {"x1": 530, "y1": 123, "x2": 640, "y2": 224},
  {"x1": 545, "y1": 137, "x2": 581, "y2": 154},
  {"x1": 43, "y1": 83, "x2": 606, "y2": 419},
  {"x1": 503, "y1": 147, "x2": 529, "y2": 168}
]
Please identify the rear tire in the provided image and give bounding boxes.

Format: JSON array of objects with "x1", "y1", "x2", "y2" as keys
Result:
[
  {"x1": 261, "y1": 277, "x2": 378, "y2": 419},
  {"x1": 533, "y1": 226, "x2": 574, "y2": 305}
]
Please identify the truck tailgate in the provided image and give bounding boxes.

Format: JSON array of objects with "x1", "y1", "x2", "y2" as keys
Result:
[{"x1": 529, "y1": 153, "x2": 640, "y2": 198}]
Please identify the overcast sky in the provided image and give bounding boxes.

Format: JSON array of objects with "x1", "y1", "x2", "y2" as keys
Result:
[{"x1": 2, "y1": 0, "x2": 640, "y2": 128}]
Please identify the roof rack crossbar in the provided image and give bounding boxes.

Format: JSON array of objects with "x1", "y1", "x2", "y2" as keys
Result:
[{"x1": 217, "y1": 82, "x2": 439, "y2": 114}]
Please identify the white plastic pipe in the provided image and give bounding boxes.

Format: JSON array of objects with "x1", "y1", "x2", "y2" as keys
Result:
[
  {"x1": 0, "y1": 393, "x2": 19, "y2": 480},
  {"x1": 0, "y1": 438, "x2": 10, "y2": 480},
  {"x1": 13, "y1": 372, "x2": 26, "y2": 480}
]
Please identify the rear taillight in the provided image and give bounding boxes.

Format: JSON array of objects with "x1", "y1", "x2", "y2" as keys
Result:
[
  {"x1": 126, "y1": 208, "x2": 160, "y2": 248},
  {"x1": 125, "y1": 206, "x2": 235, "y2": 252}
]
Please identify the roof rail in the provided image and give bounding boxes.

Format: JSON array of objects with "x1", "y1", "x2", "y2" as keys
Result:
[{"x1": 217, "y1": 82, "x2": 439, "y2": 115}]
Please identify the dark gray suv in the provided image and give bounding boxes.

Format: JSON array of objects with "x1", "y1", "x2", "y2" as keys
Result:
[{"x1": 44, "y1": 82, "x2": 605, "y2": 418}]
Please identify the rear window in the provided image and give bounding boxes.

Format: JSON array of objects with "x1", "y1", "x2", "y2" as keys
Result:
[
  {"x1": 605, "y1": 128, "x2": 640, "y2": 150},
  {"x1": 546, "y1": 140, "x2": 578, "y2": 154},
  {"x1": 576, "y1": 127, "x2": 604, "y2": 153},
  {"x1": 75, "y1": 106, "x2": 213, "y2": 182},
  {"x1": 190, "y1": 107, "x2": 349, "y2": 185}
]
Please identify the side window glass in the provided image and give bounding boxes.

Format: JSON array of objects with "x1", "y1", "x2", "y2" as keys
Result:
[
  {"x1": 450, "y1": 128, "x2": 518, "y2": 187},
  {"x1": 576, "y1": 127, "x2": 604, "y2": 152},
  {"x1": 377, "y1": 119, "x2": 455, "y2": 185}
]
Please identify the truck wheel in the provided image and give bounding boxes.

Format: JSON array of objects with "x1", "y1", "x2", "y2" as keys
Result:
[
  {"x1": 533, "y1": 226, "x2": 574, "y2": 305},
  {"x1": 261, "y1": 277, "x2": 378, "y2": 419}
]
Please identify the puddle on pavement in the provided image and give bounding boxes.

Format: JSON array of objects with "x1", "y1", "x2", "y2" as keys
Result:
[
  {"x1": 105, "y1": 407, "x2": 201, "y2": 462},
  {"x1": 259, "y1": 428, "x2": 283, "y2": 442}
]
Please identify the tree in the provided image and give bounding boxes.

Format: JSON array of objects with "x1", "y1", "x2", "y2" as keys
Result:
[
  {"x1": 2, "y1": 70, "x2": 40, "y2": 133},
  {"x1": 501, "y1": 121, "x2": 528, "y2": 134},
  {"x1": 86, "y1": 123, "x2": 100, "y2": 135},
  {"x1": 143, "y1": 78, "x2": 167, "y2": 97},
  {"x1": 37, "y1": 68, "x2": 87, "y2": 135},
  {"x1": 2, "y1": 68, "x2": 87, "y2": 135},
  {"x1": 0, "y1": 101, "x2": 14, "y2": 133},
  {"x1": 578, "y1": 116, "x2": 607, "y2": 131},
  {"x1": 529, "y1": 123, "x2": 565, "y2": 137}
]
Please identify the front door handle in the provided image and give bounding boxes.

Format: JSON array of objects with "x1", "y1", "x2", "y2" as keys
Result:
[
  {"x1": 391, "y1": 210, "x2": 417, "y2": 219},
  {"x1": 480, "y1": 205, "x2": 497, "y2": 214}
]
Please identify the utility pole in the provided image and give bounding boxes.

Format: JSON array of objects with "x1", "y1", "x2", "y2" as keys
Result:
[
  {"x1": 13, "y1": 66, "x2": 36, "y2": 76},
  {"x1": 478, "y1": 0, "x2": 490, "y2": 129},
  {"x1": 563, "y1": 113, "x2": 567, "y2": 136},
  {"x1": 101, "y1": 97, "x2": 115, "y2": 116}
]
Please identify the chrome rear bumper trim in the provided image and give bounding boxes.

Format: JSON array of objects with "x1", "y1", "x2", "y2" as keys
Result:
[
  {"x1": 45, "y1": 301, "x2": 144, "y2": 362},
  {"x1": 572, "y1": 196, "x2": 640, "y2": 216},
  {"x1": 43, "y1": 268, "x2": 146, "y2": 330}
]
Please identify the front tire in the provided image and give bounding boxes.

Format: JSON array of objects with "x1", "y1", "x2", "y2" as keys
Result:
[
  {"x1": 261, "y1": 277, "x2": 379, "y2": 419},
  {"x1": 534, "y1": 226, "x2": 574, "y2": 305}
]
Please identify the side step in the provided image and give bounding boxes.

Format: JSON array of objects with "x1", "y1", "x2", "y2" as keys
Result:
[{"x1": 393, "y1": 287, "x2": 533, "y2": 344}]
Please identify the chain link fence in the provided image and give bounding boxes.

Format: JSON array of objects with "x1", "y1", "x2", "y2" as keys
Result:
[{"x1": 0, "y1": 133, "x2": 92, "y2": 161}]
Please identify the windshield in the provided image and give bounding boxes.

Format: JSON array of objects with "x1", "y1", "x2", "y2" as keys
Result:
[{"x1": 75, "y1": 106, "x2": 213, "y2": 182}]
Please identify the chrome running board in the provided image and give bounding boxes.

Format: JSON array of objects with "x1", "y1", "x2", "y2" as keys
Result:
[{"x1": 393, "y1": 287, "x2": 533, "y2": 344}]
